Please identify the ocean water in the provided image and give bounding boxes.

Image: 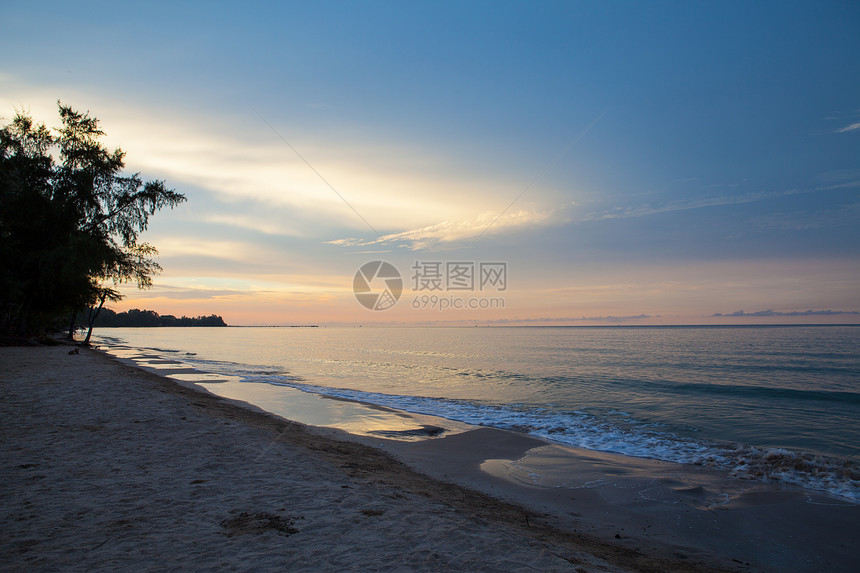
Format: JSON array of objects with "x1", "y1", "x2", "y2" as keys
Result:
[{"x1": 93, "y1": 325, "x2": 860, "y2": 501}]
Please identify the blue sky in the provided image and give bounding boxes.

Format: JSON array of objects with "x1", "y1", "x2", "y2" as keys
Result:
[{"x1": 2, "y1": 1, "x2": 859, "y2": 324}]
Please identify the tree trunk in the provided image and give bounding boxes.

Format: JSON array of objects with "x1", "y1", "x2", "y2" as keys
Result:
[
  {"x1": 82, "y1": 293, "x2": 107, "y2": 346},
  {"x1": 67, "y1": 311, "x2": 77, "y2": 341}
]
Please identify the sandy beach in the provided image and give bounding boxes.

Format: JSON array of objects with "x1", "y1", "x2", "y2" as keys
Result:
[{"x1": 2, "y1": 345, "x2": 857, "y2": 572}]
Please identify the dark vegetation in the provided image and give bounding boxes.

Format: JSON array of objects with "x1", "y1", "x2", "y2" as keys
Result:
[
  {"x1": 1, "y1": 103, "x2": 186, "y2": 344},
  {"x1": 78, "y1": 308, "x2": 227, "y2": 327}
]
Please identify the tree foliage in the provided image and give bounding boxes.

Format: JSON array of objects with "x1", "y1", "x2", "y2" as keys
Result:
[{"x1": 0, "y1": 102, "x2": 185, "y2": 340}]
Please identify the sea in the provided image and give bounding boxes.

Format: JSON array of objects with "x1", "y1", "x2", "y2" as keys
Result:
[{"x1": 93, "y1": 325, "x2": 860, "y2": 502}]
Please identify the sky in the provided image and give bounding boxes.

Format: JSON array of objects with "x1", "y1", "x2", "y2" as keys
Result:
[{"x1": 2, "y1": 0, "x2": 859, "y2": 326}]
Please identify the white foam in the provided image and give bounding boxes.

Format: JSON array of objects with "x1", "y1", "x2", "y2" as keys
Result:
[{"x1": 259, "y1": 378, "x2": 860, "y2": 502}]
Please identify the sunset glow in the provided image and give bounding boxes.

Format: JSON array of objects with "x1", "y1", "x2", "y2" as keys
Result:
[{"x1": 3, "y1": 2, "x2": 858, "y2": 325}]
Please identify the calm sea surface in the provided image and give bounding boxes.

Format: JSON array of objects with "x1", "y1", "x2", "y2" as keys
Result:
[{"x1": 94, "y1": 325, "x2": 860, "y2": 501}]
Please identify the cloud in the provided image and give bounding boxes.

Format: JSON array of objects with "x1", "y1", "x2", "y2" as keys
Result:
[
  {"x1": 746, "y1": 202, "x2": 860, "y2": 232},
  {"x1": 325, "y1": 238, "x2": 365, "y2": 247},
  {"x1": 118, "y1": 284, "x2": 260, "y2": 300},
  {"x1": 198, "y1": 212, "x2": 305, "y2": 237},
  {"x1": 327, "y1": 206, "x2": 569, "y2": 251},
  {"x1": 712, "y1": 309, "x2": 860, "y2": 317},
  {"x1": 835, "y1": 122, "x2": 860, "y2": 133},
  {"x1": 489, "y1": 314, "x2": 652, "y2": 324},
  {"x1": 2, "y1": 79, "x2": 555, "y2": 238},
  {"x1": 583, "y1": 191, "x2": 777, "y2": 221},
  {"x1": 114, "y1": 115, "x2": 566, "y2": 238},
  {"x1": 584, "y1": 181, "x2": 860, "y2": 222},
  {"x1": 154, "y1": 238, "x2": 270, "y2": 262}
]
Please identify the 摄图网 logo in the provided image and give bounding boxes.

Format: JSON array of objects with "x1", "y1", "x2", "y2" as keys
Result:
[{"x1": 353, "y1": 261, "x2": 403, "y2": 311}]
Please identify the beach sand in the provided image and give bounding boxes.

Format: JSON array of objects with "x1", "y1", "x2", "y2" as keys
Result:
[{"x1": 1, "y1": 346, "x2": 857, "y2": 572}]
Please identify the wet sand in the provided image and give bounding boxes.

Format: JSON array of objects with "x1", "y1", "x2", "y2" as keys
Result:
[
  {"x1": 2, "y1": 345, "x2": 857, "y2": 571},
  {"x1": 374, "y1": 430, "x2": 859, "y2": 572}
]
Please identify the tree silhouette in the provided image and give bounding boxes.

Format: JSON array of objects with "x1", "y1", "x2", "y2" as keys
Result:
[
  {"x1": 77, "y1": 308, "x2": 227, "y2": 328},
  {"x1": 0, "y1": 102, "x2": 185, "y2": 341}
]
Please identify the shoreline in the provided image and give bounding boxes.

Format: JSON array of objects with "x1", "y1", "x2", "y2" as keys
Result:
[
  {"x1": 102, "y1": 334, "x2": 859, "y2": 503},
  {"x1": 2, "y1": 345, "x2": 857, "y2": 571}
]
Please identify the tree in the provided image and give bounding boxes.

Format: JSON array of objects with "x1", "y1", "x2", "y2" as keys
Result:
[
  {"x1": 76, "y1": 308, "x2": 227, "y2": 328},
  {"x1": 0, "y1": 102, "x2": 185, "y2": 341}
]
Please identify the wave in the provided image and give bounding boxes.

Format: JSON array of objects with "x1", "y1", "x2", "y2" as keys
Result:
[
  {"x1": 443, "y1": 366, "x2": 860, "y2": 404},
  {"x1": 664, "y1": 382, "x2": 860, "y2": 404},
  {"x1": 244, "y1": 374, "x2": 860, "y2": 503}
]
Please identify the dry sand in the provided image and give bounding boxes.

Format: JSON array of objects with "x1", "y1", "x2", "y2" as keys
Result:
[{"x1": 1, "y1": 345, "x2": 856, "y2": 572}]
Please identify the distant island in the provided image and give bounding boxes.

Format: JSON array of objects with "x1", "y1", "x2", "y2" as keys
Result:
[{"x1": 82, "y1": 308, "x2": 227, "y2": 328}]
